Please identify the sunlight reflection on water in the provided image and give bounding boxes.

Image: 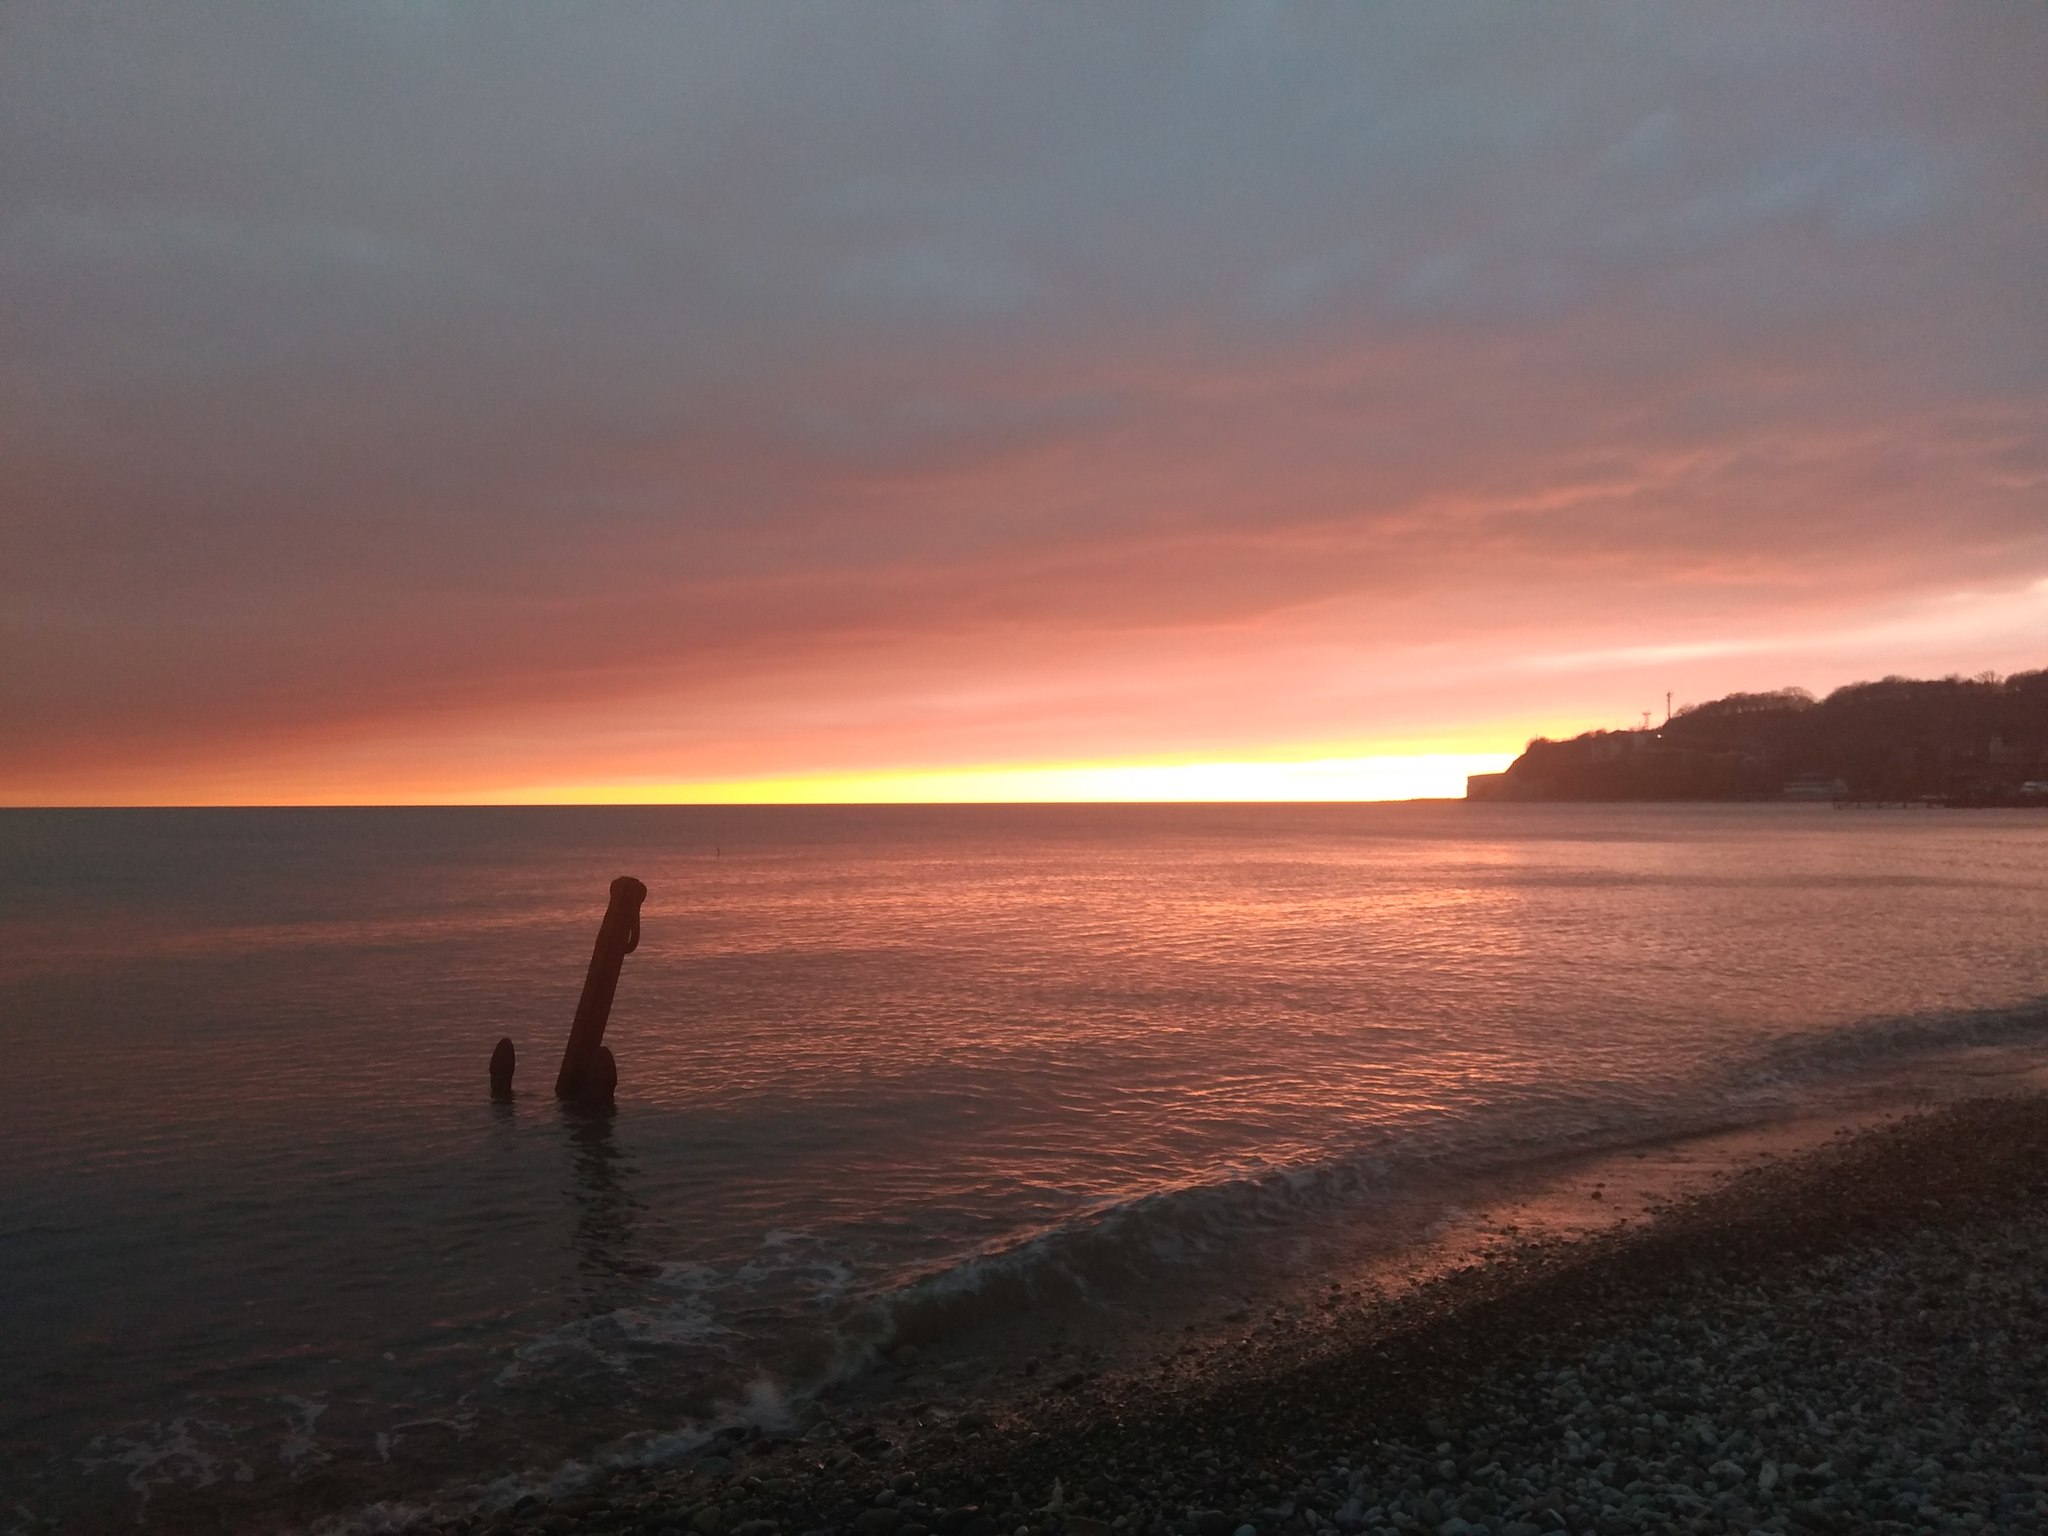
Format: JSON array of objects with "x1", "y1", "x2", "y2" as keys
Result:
[{"x1": 2, "y1": 802, "x2": 2046, "y2": 1523}]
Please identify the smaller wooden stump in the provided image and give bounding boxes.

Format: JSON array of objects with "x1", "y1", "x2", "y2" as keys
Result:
[{"x1": 489, "y1": 1036, "x2": 516, "y2": 1098}]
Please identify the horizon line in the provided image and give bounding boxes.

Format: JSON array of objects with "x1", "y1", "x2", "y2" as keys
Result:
[{"x1": 0, "y1": 795, "x2": 1481, "y2": 811}]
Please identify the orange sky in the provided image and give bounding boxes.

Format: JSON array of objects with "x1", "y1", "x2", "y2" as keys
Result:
[{"x1": 3, "y1": 5, "x2": 2045, "y2": 805}]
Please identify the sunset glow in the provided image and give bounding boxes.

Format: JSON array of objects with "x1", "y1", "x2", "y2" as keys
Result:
[
  {"x1": 494, "y1": 752, "x2": 1518, "y2": 808},
  {"x1": 4, "y1": 5, "x2": 2044, "y2": 805}
]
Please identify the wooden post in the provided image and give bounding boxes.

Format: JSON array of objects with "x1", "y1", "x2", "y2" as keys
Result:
[
  {"x1": 555, "y1": 876, "x2": 646, "y2": 1102},
  {"x1": 489, "y1": 1036, "x2": 516, "y2": 1098}
]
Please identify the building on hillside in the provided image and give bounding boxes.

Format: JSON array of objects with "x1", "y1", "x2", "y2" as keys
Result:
[
  {"x1": 1781, "y1": 772, "x2": 1848, "y2": 801},
  {"x1": 1465, "y1": 772, "x2": 1510, "y2": 801}
]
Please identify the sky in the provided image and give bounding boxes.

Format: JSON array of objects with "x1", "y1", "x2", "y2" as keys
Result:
[{"x1": 4, "y1": 2, "x2": 2045, "y2": 805}]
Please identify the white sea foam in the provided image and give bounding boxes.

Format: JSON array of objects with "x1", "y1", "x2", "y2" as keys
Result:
[
  {"x1": 74, "y1": 1415, "x2": 252, "y2": 1515},
  {"x1": 279, "y1": 1396, "x2": 331, "y2": 1469}
]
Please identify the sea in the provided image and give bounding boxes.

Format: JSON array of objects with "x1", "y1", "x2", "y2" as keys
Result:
[{"x1": 4, "y1": 803, "x2": 2046, "y2": 1531}]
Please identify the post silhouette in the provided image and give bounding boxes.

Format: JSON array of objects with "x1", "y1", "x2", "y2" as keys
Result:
[
  {"x1": 489, "y1": 1036, "x2": 516, "y2": 1098},
  {"x1": 554, "y1": 876, "x2": 646, "y2": 1103}
]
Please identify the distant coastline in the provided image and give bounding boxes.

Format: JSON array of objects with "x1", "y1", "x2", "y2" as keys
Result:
[{"x1": 1468, "y1": 667, "x2": 2048, "y2": 805}]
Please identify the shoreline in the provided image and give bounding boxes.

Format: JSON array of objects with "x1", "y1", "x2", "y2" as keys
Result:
[
  {"x1": 34, "y1": 1056, "x2": 2046, "y2": 1535},
  {"x1": 832, "y1": 1043, "x2": 2048, "y2": 1429},
  {"x1": 345, "y1": 1084, "x2": 2048, "y2": 1536}
]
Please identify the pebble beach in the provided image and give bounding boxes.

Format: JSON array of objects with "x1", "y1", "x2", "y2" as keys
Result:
[{"x1": 353, "y1": 1092, "x2": 2048, "y2": 1536}]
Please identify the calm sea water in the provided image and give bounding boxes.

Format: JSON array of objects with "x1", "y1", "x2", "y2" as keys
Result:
[{"x1": 4, "y1": 804, "x2": 2047, "y2": 1528}]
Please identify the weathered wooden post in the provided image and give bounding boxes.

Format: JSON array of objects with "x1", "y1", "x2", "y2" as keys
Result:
[
  {"x1": 489, "y1": 1036, "x2": 516, "y2": 1098},
  {"x1": 554, "y1": 875, "x2": 646, "y2": 1103}
]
